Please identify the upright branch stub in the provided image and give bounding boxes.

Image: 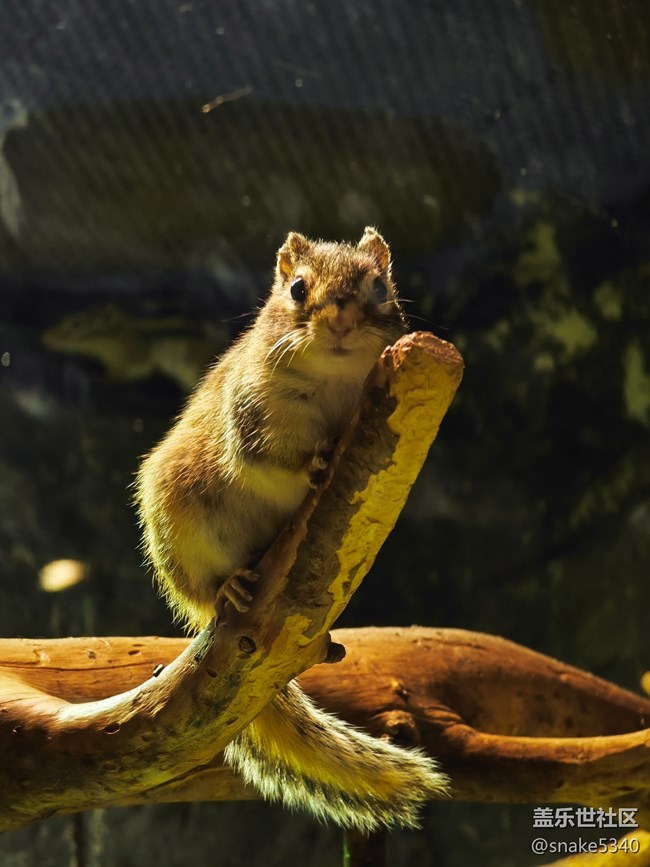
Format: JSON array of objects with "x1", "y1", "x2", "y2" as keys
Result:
[
  {"x1": 266, "y1": 332, "x2": 465, "y2": 636},
  {"x1": 0, "y1": 331, "x2": 463, "y2": 832},
  {"x1": 229, "y1": 331, "x2": 465, "y2": 663}
]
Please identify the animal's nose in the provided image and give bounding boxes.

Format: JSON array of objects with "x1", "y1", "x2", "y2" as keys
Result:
[{"x1": 327, "y1": 303, "x2": 357, "y2": 336}]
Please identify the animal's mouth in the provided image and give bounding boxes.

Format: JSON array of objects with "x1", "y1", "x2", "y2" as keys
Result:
[{"x1": 328, "y1": 345, "x2": 353, "y2": 356}]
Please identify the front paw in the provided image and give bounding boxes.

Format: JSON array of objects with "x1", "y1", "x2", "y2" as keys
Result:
[
  {"x1": 214, "y1": 568, "x2": 259, "y2": 628},
  {"x1": 308, "y1": 438, "x2": 336, "y2": 490}
]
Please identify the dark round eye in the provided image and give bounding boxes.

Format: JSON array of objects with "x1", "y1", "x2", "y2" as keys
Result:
[
  {"x1": 371, "y1": 277, "x2": 388, "y2": 304},
  {"x1": 290, "y1": 277, "x2": 306, "y2": 302}
]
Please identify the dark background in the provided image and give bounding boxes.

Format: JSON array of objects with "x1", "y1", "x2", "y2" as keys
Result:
[{"x1": 1, "y1": 1, "x2": 649, "y2": 864}]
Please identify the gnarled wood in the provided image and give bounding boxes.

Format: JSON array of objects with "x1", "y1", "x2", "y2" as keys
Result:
[
  {"x1": 0, "y1": 332, "x2": 464, "y2": 833},
  {"x1": 1, "y1": 627, "x2": 649, "y2": 827}
]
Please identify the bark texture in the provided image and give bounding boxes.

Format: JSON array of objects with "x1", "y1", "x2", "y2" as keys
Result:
[{"x1": 1, "y1": 627, "x2": 648, "y2": 829}]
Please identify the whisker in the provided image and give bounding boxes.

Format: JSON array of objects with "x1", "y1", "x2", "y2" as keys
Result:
[
  {"x1": 265, "y1": 329, "x2": 304, "y2": 364},
  {"x1": 405, "y1": 313, "x2": 449, "y2": 332},
  {"x1": 270, "y1": 332, "x2": 307, "y2": 376},
  {"x1": 213, "y1": 310, "x2": 259, "y2": 324},
  {"x1": 299, "y1": 335, "x2": 314, "y2": 358}
]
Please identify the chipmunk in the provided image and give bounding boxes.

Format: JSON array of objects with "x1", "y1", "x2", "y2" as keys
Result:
[{"x1": 135, "y1": 227, "x2": 448, "y2": 830}]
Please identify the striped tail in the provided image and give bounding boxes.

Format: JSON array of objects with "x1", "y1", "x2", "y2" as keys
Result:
[{"x1": 223, "y1": 680, "x2": 448, "y2": 831}]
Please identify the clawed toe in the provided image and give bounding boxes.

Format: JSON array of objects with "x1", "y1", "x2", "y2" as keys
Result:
[
  {"x1": 214, "y1": 594, "x2": 230, "y2": 627},
  {"x1": 308, "y1": 438, "x2": 336, "y2": 489},
  {"x1": 228, "y1": 577, "x2": 254, "y2": 603},
  {"x1": 214, "y1": 569, "x2": 259, "y2": 626}
]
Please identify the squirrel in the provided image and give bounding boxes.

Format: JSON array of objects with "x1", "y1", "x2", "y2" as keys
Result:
[{"x1": 134, "y1": 227, "x2": 448, "y2": 831}]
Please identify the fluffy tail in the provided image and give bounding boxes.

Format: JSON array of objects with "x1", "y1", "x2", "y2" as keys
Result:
[{"x1": 223, "y1": 681, "x2": 448, "y2": 831}]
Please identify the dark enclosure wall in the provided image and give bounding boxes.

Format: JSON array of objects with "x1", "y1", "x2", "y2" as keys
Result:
[{"x1": 1, "y1": 1, "x2": 649, "y2": 865}]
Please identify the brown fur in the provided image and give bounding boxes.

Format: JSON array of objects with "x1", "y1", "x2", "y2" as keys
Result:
[{"x1": 135, "y1": 228, "x2": 448, "y2": 829}]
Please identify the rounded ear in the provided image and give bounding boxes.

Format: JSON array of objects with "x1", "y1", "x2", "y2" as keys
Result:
[
  {"x1": 277, "y1": 231, "x2": 312, "y2": 279},
  {"x1": 358, "y1": 226, "x2": 391, "y2": 273}
]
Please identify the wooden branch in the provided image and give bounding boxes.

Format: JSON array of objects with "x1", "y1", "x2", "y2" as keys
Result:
[
  {"x1": 0, "y1": 332, "x2": 464, "y2": 833},
  {"x1": 2, "y1": 628, "x2": 649, "y2": 827}
]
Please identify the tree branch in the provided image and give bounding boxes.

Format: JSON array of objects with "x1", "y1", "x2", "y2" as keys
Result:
[
  {"x1": 0, "y1": 332, "x2": 464, "y2": 832},
  {"x1": 1, "y1": 628, "x2": 648, "y2": 828}
]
